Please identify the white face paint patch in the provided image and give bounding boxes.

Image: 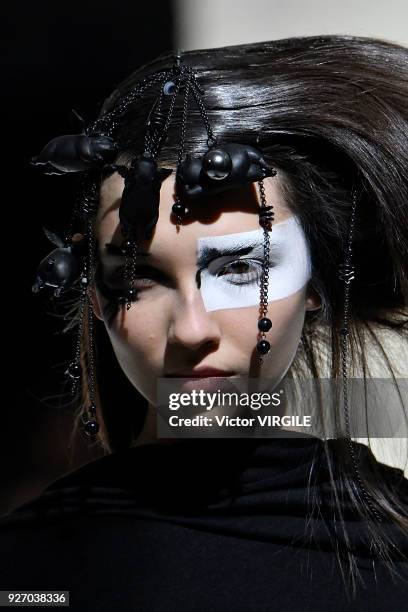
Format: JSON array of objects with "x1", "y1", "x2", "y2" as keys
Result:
[{"x1": 197, "y1": 215, "x2": 312, "y2": 312}]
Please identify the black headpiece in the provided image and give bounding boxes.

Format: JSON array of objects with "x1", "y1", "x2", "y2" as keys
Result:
[{"x1": 31, "y1": 53, "x2": 277, "y2": 439}]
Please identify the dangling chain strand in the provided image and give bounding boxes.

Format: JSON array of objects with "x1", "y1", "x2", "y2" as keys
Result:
[
  {"x1": 256, "y1": 179, "x2": 274, "y2": 364},
  {"x1": 339, "y1": 189, "x2": 382, "y2": 522},
  {"x1": 124, "y1": 68, "x2": 184, "y2": 310},
  {"x1": 90, "y1": 70, "x2": 172, "y2": 137},
  {"x1": 171, "y1": 69, "x2": 192, "y2": 225},
  {"x1": 81, "y1": 213, "x2": 100, "y2": 437},
  {"x1": 64, "y1": 176, "x2": 98, "y2": 397},
  {"x1": 189, "y1": 76, "x2": 217, "y2": 147},
  {"x1": 151, "y1": 75, "x2": 182, "y2": 158}
]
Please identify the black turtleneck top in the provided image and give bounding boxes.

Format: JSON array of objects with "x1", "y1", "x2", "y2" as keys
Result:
[{"x1": 0, "y1": 434, "x2": 407, "y2": 611}]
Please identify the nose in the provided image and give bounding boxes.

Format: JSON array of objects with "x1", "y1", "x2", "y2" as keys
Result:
[{"x1": 167, "y1": 285, "x2": 221, "y2": 351}]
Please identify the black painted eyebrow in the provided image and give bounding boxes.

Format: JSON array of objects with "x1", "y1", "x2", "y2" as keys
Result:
[{"x1": 196, "y1": 244, "x2": 257, "y2": 269}]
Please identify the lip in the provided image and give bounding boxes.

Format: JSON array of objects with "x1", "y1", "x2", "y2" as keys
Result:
[{"x1": 164, "y1": 367, "x2": 236, "y2": 378}]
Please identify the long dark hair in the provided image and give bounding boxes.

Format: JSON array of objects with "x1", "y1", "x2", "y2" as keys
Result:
[{"x1": 60, "y1": 35, "x2": 408, "y2": 596}]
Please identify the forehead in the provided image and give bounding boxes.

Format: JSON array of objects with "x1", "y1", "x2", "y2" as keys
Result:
[{"x1": 96, "y1": 171, "x2": 292, "y2": 251}]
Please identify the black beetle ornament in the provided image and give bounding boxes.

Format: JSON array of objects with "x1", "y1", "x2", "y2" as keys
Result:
[
  {"x1": 32, "y1": 228, "x2": 87, "y2": 297},
  {"x1": 117, "y1": 151, "x2": 173, "y2": 240},
  {"x1": 177, "y1": 143, "x2": 276, "y2": 199},
  {"x1": 30, "y1": 133, "x2": 118, "y2": 175}
]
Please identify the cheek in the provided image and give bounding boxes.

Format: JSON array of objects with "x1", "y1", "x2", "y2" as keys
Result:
[
  {"x1": 215, "y1": 307, "x2": 260, "y2": 347},
  {"x1": 214, "y1": 289, "x2": 306, "y2": 373},
  {"x1": 110, "y1": 299, "x2": 167, "y2": 357},
  {"x1": 263, "y1": 290, "x2": 307, "y2": 374},
  {"x1": 101, "y1": 297, "x2": 168, "y2": 398}
]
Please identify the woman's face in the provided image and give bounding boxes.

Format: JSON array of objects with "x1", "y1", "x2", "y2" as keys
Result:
[{"x1": 92, "y1": 171, "x2": 320, "y2": 405}]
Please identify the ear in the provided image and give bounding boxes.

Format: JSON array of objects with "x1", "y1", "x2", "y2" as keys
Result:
[
  {"x1": 90, "y1": 284, "x2": 104, "y2": 322},
  {"x1": 305, "y1": 281, "x2": 322, "y2": 312}
]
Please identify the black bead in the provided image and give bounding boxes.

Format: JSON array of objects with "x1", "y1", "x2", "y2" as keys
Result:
[
  {"x1": 172, "y1": 202, "x2": 185, "y2": 216},
  {"x1": 340, "y1": 327, "x2": 350, "y2": 336},
  {"x1": 258, "y1": 317, "x2": 272, "y2": 332},
  {"x1": 66, "y1": 361, "x2": 81, "y2": 379},
  {"x1": 80, "y1": 275, "x2": 89, "y2": 288},
  {"x1": 122, "y1": 238, "x2": 136, "y2": 254},
  {"x1": 257, "y1": 339, "x2": 270, "y2": 355},
  {"x1": 84, "y1": 419, "x2": 99, "y2": 437},
  {"x1": 125, "y1": 287, "x2": 138, "y2": 301}
]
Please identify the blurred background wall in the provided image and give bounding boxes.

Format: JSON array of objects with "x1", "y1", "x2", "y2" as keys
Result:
[
  {"x1": 2, "y1": 0, "x2": 174, "y2": 514},
  {"x1": 174, "y1": 0, "x2": 408, "y2": 49}
]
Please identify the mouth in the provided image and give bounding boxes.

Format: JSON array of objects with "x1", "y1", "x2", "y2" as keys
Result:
[{"x1": 164, "y1": 368, "x2": 237, "y2": 378}]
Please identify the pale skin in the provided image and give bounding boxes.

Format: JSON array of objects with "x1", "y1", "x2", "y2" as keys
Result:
[{"x1": 91, "y1": 171, "x2": 321, "y2": 447}]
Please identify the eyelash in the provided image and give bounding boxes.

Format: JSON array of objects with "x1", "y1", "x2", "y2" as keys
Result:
[{"x1": 215, "y1": 258, "x2": 264, "y2": 286}]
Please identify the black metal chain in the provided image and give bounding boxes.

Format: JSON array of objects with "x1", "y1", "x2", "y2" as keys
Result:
[
  {"x1": 89, "y1": 70, "x2": 172, "y2": 137},
  {"x1": 144, "y1": 76, "x2": 168, "y2": 156},
  {"x1": 339, "y1": 189, "x2": 383, "y2": 522},
  {"x1": 86, "y1": 212, "x2": 96, "y2": 401},
  {"x1": 189, "y1": 74, "x2": 217, "y2": 148},
  {"x1": 77, "y1": 212, "x2": 99, "y2": 438},
  {"x1": 123, "y1": 69, "x2": 184, "y2": 309},
  {"x1": 65, "y1": 278, "x2": 87, "y2": 396},
  {"x1": 170, "y1": 68, "x2": 193, "y2": 225},
  {"x1": 176, "y1": 70, "x2": 192, "y2": 167},
  {"x1": 257, "y1": 179, "x2": 274, "y2": 365},
  {"x1": 86, "y1": 289, "x2": 97, "y2": 417},
  {"x1": 151, "y1": 73, "x2": 182, "y2": 159},
  {"x1": 124, "y1": 236, "x2": 139, "y2": 311},
  {"x1": 64, "y1": 176, "x2": 98, "y2": 394}
]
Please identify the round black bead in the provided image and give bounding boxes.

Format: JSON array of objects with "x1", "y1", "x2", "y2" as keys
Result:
[
  {"x1": 66, "y1": 361, "x2": 81, "y2": 379},
  {"x1": 340, "y1": 327, "x2": 350, "y2": 336},
  {"x1": 125, "y1": 287, "x2": 138, "y2": 301},
  {"x1": 172, "y1": 202, "x2": 185, "y2": 216},
  {"x1": 122, "y1": 238, "x2": 136, "y2": 254},
  {"x1": 80, "y1": 275, "x2": 89, "y2": 288},
  {"x1": 202, "y1": 148, "x2": 232, "y2": 181},
  {"x1": 84, "y1": 419, "x2": 99, "y2": 437},
  {"x1": 257, "y1": 339, "x2": 270, "y2": 355},
  {"x1": 258, "y1": 317, "x2": 272, "y2": 332}
]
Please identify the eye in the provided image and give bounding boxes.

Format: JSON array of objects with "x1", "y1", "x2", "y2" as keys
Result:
[
  {"x1": 109, "y1": 265, "x2": 165, "y2": 290},
  {"x1": 216, "y1": 258, "x2": 264, "y2": 286},
  {"x1": 94, "y1": 262, "x2": 168, "y2": 319}
]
